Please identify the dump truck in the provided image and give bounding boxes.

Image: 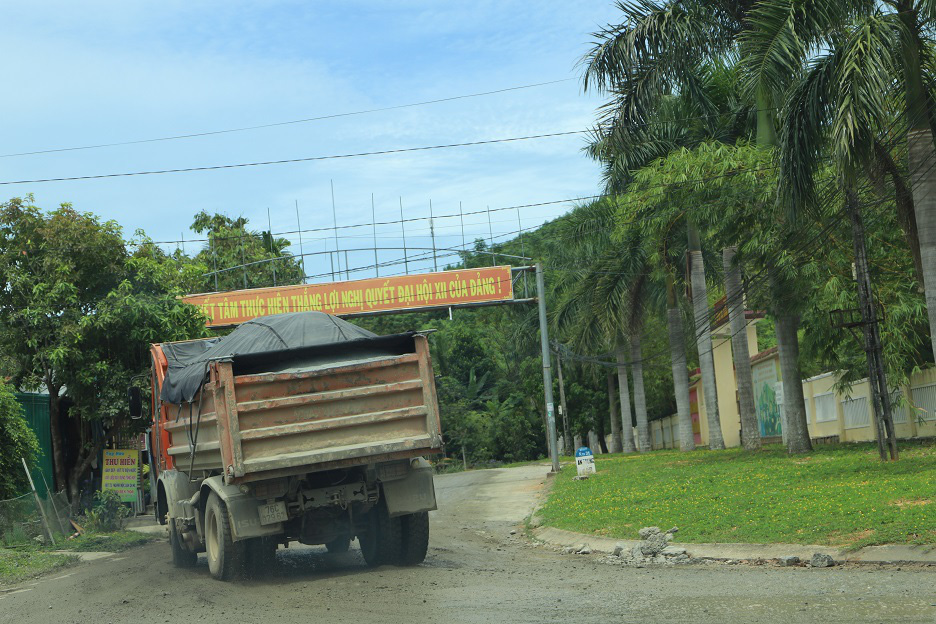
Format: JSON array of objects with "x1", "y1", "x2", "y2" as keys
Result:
[{"x1": 132, "y1": 311, "x2": 442, "y2": 580}]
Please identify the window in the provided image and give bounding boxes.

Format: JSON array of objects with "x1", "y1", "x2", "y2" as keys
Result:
[
  {"x1": 889, "y1": 389, "x2": 908, "y2": 424},
  {"x1": 842, "y1": 396, "x2": 870, "y2": 429},
  {"x1": 910, "y1": 383, "x2": 936, "y2": 422},
  {"x1": 814, "y1": 393, "x2": 836, "y2": 423}
]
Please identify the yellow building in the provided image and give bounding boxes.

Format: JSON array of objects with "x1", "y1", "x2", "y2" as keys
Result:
[{"x1": 647, "y1": 314, "x2": 936, "y2": 449}]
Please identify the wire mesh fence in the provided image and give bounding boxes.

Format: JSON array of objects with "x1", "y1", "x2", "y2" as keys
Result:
[{"x1": 0, "y1": 490, "x2": 72, "y2": 547}]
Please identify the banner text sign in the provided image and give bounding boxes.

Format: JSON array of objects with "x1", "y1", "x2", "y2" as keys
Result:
[
  {"x1": 183, "y1": 266, "x2": 515, "y2": 327},
  {"x1": 101, "y1": 449, "x2": 140, "y2": 503}
]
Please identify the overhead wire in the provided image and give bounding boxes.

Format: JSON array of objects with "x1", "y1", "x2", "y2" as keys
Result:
[
  {"x1": 0, "y1": 78, "x2": 576, "y2": 158},
  {"x1": 0, "y1": 130, "x2": 589, "y2": 186}
]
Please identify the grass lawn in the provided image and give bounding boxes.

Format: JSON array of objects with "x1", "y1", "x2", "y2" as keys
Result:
[
  {"x1": 0, "y1": 530, "x2": 153, "y2": 585},
  {"x1": 0, "y1": 550, "x2": 77, "y2": 584},
  {"x1": 55, "y1": 530, "x2": 154, "y2": 552},
  {"x1": 537, "y1": 441, "x2": 936, "y2": 549}
]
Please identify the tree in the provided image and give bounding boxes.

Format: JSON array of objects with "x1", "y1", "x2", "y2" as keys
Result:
[
  {"x1": 190, "y1": 211, "x2": 305, "y2": 292},
  {"x1": 580, "y1": 0, "x2": 839, "y2": 452},
  {"x1": 551, "y1": 198, "x2": 659, "y2": 452},
  {"x1": 744, "y1": 0, "x2": 936, "y2": 366},
  {"x1": 763, "y1": 4, "x2": 936, "y2": 458},
  {"x1": 582, "y1": 52, "x2": 753, "y2": 450},
  {"x1": 625, "y1": 141, "x2": 834, "y2": 452},
  {"x1": 0, "y1": 197, "x2": 207, "y2": 503},
  {"x1": 0, "y1": 380, "x2": 39, "y2": 500}
]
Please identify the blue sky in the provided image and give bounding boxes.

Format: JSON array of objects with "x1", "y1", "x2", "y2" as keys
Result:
[{"x1": 1, "y1": 1, "x2": 620, "y2": 282}]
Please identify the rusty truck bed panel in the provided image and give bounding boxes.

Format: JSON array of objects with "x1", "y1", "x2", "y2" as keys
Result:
[{"x1": 161, "y1": 334, "x2": 442, "y2": 484}]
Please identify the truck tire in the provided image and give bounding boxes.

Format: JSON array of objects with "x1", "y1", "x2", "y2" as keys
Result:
[
  {"x1": 169, "y1": 520, "x2": 197, "y2": 568},
  {"x1": 204, "y1": 492, "x2": 245, "y2": 581},
  {"x1": 325, "y1": 535, "x2": 351, "y2": 553},
  {"x1": 398, "y1": 512, "x2": 429, "y2": 565},
  {"x1": 359, "y1": 500, "x2": 401, "y2": 567}
]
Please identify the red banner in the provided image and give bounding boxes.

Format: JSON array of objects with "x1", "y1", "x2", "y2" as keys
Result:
[{"x1": 183, "y1": 266, "x2": 515, "y2": 327}]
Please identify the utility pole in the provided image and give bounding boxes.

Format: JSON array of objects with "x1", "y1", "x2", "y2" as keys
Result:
[
  {"x1": 240, "y1": 234, "x2": 248, "y2": 289},
  {"x1": 556, "y1": 349, "x2": 572, "y2": 455},
  {"x1": 372, "y1": 194, "x2": 379, "y2": 277},
  {"x1": 295, "y1": 200, "x2": 306, "y2": 283},
  {"x1": 209, "y1": 236, "x2": 219, "y2": 291},
  {"x1": 535, "y1": 264, "x2": 560, "y2": 473},
  {"x1": 429, "y1": 199, "x2": 438, "y2": 272},
  {"x1": 487, "y1": 205, "x2": 495, "y2": 266},
  {"x1": 459, "y1": 202, "x2": 466, "y2": 257},
  {"x1": 399, "y1": 197, "x2": 410, "y2": 275},
  {"x1": 844, "y1": 189, "x2": 898, "y2": 460},
  {"x1": 331, "y1": 179, "x2": 341, "y2": 279},
  {"x1": 267, "y1": 207, "x2": 277, "y2": 287}
]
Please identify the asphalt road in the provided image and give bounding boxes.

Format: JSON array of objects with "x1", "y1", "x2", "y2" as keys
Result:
[{"x1": 2, "y1": 464, "x2": 935, "y2": 623}]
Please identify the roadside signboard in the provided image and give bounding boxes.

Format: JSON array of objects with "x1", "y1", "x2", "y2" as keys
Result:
[
  {"x1": 182, "y1": 266, "x2": 515, "y2": 328},
  {"x1": 101, "y1": 449, "x2": 140, "y2": 503},
  {"x1": 575, "y1": 447, "x2": 595, "y2": 477}
]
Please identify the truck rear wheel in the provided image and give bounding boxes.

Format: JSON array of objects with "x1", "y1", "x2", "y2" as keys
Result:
[
  {"x1": 359, "y1": 500, "x2": 401, "y2": 567},
  {"x1": 398, "y1": 512, "x2": 429, "y2": 565},
  {"x1": 169, "y1": 520, "x2": 197, "y2": 568},
  {"x1": 205, "y1": 492, "x2": 245, "y2": 581}
]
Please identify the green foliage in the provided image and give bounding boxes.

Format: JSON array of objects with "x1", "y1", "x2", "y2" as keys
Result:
[
  {"x1": 539, "y1": 441, "x2": 936, "y2": 548},
  {"x1": 0, "y1": 197, "x2": 127, "y2": 392},
  {"x1": 0, "y1": 196, "x2": 211, "y2": 497},
  {"x1": 0, "y1": 382, "x2": 39, "y2": 500},
  {"x1": 190, "y1": 210, "x2": 304, "y2": 292},
  {"x1": 82, "y1": 490, "x2": 131, "y2": 533},
  {"x1": 56, "y1": 530, "x2": 152, "y2": 552}
]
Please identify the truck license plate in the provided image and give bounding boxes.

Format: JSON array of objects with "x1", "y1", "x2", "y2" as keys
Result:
[{"x1": 259, "y1": 501, "x2": 288, "y2": 525}]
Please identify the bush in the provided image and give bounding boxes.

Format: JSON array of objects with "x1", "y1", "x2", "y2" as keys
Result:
[
  {"x1": 0, "y1": 382, "x2": 40, "y2": 501},
  {"x1": 83, "y1": 490, "x2": 131, "y2": 532}
]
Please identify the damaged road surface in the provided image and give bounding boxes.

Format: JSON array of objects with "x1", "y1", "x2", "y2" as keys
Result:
[{"x1": 2, "y1": 465, "x2": 935, "y2": 624}]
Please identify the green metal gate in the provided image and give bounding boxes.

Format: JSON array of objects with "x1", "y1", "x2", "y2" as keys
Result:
[{"x1": 14, "y1": 393, "x2": 55, "y2": 495}]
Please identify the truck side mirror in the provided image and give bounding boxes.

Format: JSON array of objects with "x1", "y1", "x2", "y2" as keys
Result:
[{"x1": 128, "y1": 386, "x2": 143, "y2": 420}]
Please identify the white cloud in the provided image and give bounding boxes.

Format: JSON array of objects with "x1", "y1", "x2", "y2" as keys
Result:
[{"x1": 1, "y1": 0, "x2": 620, "y2": 279}]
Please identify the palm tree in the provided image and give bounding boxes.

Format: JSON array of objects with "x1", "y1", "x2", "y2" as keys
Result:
[
  {"x1": 723, "y1": 246, "x2": 761, "y2": 449},
  {"x1": 626, "y1": 139, "x2": 827, "y2": 453},
  {"x1": 551, "y1": 198, "x2": 660, "y2": 452},
  {"x1": 581, "y1": 0, "x2": 832, "y2": 453},
  {"x1": 583, "y1": 86, "x2": 745, "y2": 450},
  {"x1": 765, "y1": 8, "x2": 930, "y2": 458},
  {"x1": 743, "y1": 0, "x2": 936, "y2": 457}
]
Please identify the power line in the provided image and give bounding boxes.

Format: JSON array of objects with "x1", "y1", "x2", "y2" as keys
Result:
[
  {"x1": 135, "y1": 194, "x2": 604, "y2": 246},
  {"x1": 0, "y1": 78, "x2": 575, "y2": 158},
  {"x1": 0, "y1": 130, "x2": 587, "y2": 186}
]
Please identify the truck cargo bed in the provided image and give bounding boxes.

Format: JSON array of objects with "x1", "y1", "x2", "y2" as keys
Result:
[{"x1": 157, "y1": 333, "x2": 442, "y2": 484}]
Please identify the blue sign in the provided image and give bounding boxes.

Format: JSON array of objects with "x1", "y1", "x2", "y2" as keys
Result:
[{"x1": 575, "y1": 447, "x2": 593, "y2": 458}]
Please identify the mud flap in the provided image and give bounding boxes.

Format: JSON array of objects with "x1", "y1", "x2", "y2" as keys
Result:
[
  {"x1": 159, "y1": 470, "x2": 199, "y2": 521},
  {"x1": 200, "y1": 476, "x2": 283, "y2": 542},
  {"x1": 382, "y1": 458, "x2": 437, "y2": 517}
]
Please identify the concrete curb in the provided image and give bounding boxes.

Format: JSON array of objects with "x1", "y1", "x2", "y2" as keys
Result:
[
  {"x1": 50, "y1": 551, "x2": 115, "y2": 562},
  {"x1": 125, "y1": 523, "x2": 167, "y2": 536},
  {"x1": 532, "y1": 526, "x2": 936, "y2": 565}
]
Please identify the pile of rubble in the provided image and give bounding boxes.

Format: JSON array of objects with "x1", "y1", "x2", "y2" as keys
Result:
[{"x1": 613, "y1": 526, "x2": 690, "y2": 565}]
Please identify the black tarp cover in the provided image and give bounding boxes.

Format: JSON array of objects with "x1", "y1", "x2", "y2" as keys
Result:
[{"x1": 159, "y1": 311, "x2": 413, "y2": 405}]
